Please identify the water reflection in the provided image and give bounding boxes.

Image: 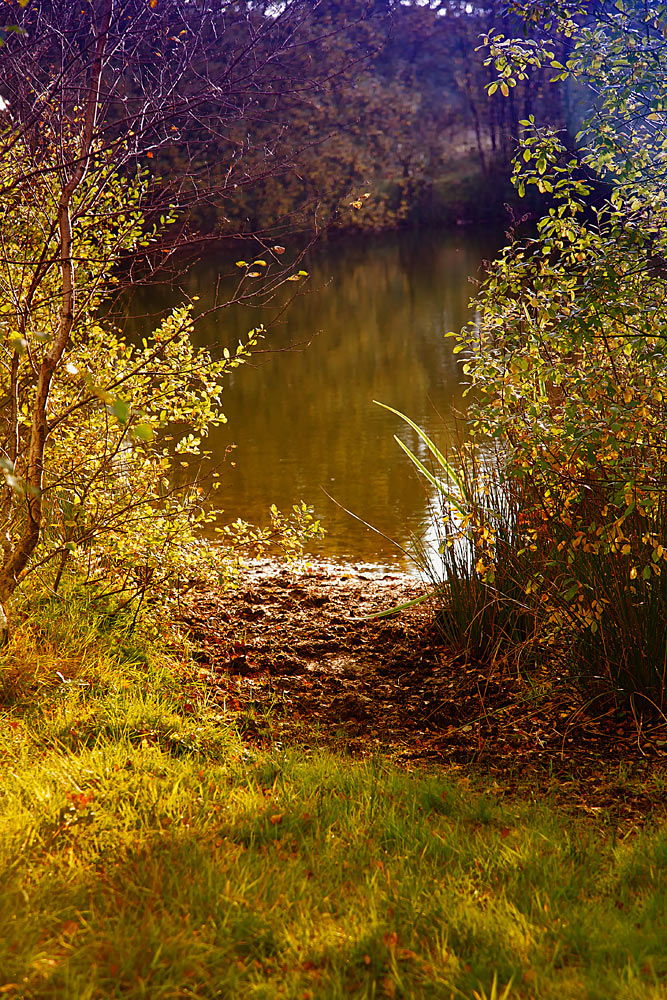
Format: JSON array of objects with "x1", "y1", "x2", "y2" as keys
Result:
[{"x1": 128, "y1": 230, "x2": 500, "y2": 570}]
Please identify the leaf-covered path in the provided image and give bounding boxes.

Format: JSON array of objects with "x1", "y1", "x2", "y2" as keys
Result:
[{"x1": 181, "y1": 559, "x2": 667, "y2": 821}]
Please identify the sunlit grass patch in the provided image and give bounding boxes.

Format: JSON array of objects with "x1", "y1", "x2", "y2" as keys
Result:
[
  {"x1": 0, "y1": 737, "x2": 665, "y2": 999},
  {"x1": 0, "y1": 586, "x2": 155, "y2": 708},
  {"x1": 0, "y1": 590, "x2": 664, "y2": 999}
]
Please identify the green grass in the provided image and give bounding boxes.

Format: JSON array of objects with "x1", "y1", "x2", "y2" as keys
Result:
[{"x1": 0, "y1": 589, "x2": 665, "y2": 999}]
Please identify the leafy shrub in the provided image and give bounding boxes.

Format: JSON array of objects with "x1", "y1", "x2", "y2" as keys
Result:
[
  {"x1": 0, "y1": 136, "x2": 321, "y2": 615},
  {"x1": 450, "y1": 1, "x2": 667, "y2": 708}
]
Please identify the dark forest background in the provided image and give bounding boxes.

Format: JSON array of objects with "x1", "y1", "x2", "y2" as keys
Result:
[{"x1": 155, "y1": 0, "x2": 579, "y2": 237}]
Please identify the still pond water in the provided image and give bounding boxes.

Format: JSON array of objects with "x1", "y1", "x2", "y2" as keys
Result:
[{"x1": 131, "y1": 230, "x2": 501, "y2": 571}]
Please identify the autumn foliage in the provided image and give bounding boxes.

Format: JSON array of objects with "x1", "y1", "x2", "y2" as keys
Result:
[{"x1": 454, "y1": 1, "x2": 667, "y2": 705}]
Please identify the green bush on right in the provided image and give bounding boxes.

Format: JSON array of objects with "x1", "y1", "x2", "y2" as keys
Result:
[{"x1": 453, "y1": 0, "x2": 667, "y2": 706}]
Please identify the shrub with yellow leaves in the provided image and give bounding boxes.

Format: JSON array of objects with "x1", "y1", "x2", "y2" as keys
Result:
[{"x1": 454, "y1": 0, "x2": 667, "y2": 703}]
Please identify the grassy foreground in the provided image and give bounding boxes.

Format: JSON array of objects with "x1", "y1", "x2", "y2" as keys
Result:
[{"x1": 0, "y1": 591, "x2": 665, "y2": 1000}]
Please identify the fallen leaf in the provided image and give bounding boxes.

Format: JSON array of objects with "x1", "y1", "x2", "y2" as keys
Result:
[
  {"x1": 397, "y1": 948, "x2": 418, "y2": 961},
  {"x1": 381, "y1": 977, "x2": 396, "y2": 998}
]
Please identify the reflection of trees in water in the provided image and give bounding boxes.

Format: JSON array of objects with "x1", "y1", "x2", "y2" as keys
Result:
[{"x1": 128, "y1": 232, "x2": 500, "y2": 565}]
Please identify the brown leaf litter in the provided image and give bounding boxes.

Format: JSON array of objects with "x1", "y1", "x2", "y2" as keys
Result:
[{"x1": 178, "y1": 558, "x2": 667, "y2": 818}]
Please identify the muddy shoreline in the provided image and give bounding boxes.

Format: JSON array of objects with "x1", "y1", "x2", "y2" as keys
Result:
[{"x1": 179, "y1": 557, "x2": 666, "y2": 808}]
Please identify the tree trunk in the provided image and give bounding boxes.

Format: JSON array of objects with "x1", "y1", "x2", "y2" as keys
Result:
[{"x1": 0, "y1": 0, "x2": 112, "y2": 614}]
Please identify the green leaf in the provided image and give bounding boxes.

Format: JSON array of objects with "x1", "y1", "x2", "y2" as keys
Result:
[
  {"x1": 10, "y1": 336, "x2": 27, "y2": 355},
  {"x1": 111, "y1": 398, "x2": 130, "y2": 424},
  {"x1": 133, "y1": 423, "x2": 154, "y2": 442}
]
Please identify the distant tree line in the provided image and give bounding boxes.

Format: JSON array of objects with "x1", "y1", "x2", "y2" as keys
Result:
[{"x1": 154, "y1": 0, "x2": 579, "y2": 237}]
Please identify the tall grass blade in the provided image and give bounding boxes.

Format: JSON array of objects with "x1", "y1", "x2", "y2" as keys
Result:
[
  {"x1": 358, "y1": 592, "x2": 432, "y2": 620},
  {"x1": 374, "y1": 400, "x2": 468, "y2": 497},
  {"x1": 392, "y1": 434, "x2": 468, "y2": 517}
]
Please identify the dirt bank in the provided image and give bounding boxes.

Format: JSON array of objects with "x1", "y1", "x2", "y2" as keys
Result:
[{"x1": 179, "y1": 558, "x2": 666, "y2": 797}]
